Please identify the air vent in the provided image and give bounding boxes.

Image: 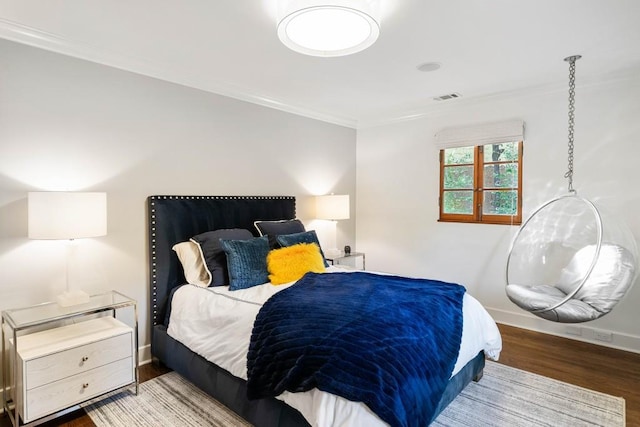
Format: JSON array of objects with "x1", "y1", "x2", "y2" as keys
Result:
[{"x1": 433, "y1": 92, "x2": 462, "y2": 101}]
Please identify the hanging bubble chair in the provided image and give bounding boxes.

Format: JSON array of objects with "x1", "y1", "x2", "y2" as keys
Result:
[{"x1": 505, "y1": 56, "x2": 639, "y2": 323}]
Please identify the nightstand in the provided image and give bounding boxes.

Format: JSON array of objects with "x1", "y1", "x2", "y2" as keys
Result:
[
  {"x1": 1, "y1": 291, "x2": 139, "y2": 426},
  {"x1": 326, "y1": 252, "x2": 366, "y2": 270}
]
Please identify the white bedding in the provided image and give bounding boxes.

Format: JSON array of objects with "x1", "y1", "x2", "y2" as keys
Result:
[{"x1": 167, "y1": 267, "x2": 502, "y2": 427}]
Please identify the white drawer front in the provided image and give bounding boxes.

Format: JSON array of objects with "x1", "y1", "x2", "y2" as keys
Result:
[
  {"x1": 25, "y1": 356, "x2": 133, "y2": 423},
  {"x1": 25, "y1": 332, "x2": 132, "y2": 390}
]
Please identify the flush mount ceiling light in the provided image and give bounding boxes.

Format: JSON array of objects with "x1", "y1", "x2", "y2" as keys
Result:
[{"x1": 277, "y1": 0, "x2": 380, "y2": 57}]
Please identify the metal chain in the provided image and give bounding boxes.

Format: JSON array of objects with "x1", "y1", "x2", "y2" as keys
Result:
[{"x1": 564, "y1": 55, "x2": 581, "y2": 193}]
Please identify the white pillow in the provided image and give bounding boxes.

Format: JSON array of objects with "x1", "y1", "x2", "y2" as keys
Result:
[
  {"x1": 557, "y1": 244, "x2": 635, "y2": 312},
  {"x1": 172, "y1": 241, "x2": 211, "y2": 287}
]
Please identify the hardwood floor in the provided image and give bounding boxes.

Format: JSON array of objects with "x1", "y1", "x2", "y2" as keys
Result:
[
  {"x1": 2, "y1": 324, "x2": 638, "y2": 426},
  {"x1": 497, "y1": 323, "x2": 640, "y2": 426}
]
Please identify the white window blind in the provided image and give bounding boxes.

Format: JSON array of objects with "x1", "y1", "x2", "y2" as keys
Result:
[{"x1": 435, "y1": 119, "x2": 524, "y2": 149}]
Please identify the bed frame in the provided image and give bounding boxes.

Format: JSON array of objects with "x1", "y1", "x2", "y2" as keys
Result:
[{"x1": 147, "y1": 195, "x2": 485, "y2": 427}]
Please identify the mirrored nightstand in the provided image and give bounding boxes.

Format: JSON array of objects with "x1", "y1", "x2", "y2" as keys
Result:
[
  {"x1": 1, "y1": 291, "x2": 139, "y2": 426},
  {"x1": 326, "y1": 252, "x2": 365, "y2": 270}
]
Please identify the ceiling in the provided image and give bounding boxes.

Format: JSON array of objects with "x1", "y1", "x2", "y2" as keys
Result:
[{"x1": 1, "y1": 1, "x2": 639, "y2": 128}]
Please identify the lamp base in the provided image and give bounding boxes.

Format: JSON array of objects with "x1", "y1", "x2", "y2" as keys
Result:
[{"x1": 56, "y1": 290, "x2": 90, "y2": 307}]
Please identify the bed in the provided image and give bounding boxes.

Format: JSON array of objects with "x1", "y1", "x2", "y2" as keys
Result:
[{"x1": 147, "y1": 195, "x2": 502, "y2": 427}]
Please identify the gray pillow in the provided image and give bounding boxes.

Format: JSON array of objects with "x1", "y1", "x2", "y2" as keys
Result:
[
  {"x1": 191, "y1": 228, "x2": 253, "y2": 286},
  {"x1": 254, "y1": 219, "x2": 305, "y2": 248}
]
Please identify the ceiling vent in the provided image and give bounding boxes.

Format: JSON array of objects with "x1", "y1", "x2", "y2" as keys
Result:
[{"x1": 433, "y1": 93, "x2": 462, "y2": 101}]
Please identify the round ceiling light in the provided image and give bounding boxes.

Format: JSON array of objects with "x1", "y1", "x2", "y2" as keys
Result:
[{"x1": 277, "y1": 2, "x2": 380, "y2": 57}]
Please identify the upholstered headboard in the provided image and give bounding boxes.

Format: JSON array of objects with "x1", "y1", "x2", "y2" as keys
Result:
[{"x1": 147, "y1": 195, "x2": 296, "y2": 327}]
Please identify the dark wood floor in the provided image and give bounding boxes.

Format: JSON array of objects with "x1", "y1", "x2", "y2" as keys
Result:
[
  {"x1": 497, "y1": 323, "x2": 640, "y2": 426},
  {"x1": 2, "y1": 324, "x2": 638, "y2": 426}
]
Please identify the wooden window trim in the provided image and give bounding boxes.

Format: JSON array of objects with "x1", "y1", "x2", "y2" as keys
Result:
[{"x1": 439, "y1": 141, "x2": 522, "y2": 225}]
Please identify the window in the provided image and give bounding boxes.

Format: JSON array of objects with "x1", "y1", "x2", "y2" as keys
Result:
[{"x1": 439, "y1": 141, "x2": 522, "y2": 225}]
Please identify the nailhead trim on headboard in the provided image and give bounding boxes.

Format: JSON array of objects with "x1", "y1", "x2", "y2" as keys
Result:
[{"x1": 148, "y1": 195, "x2": 296, "y2": 326}]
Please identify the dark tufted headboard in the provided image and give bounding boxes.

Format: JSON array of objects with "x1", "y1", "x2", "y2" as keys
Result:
[{"x1": 147, "y1": 195, "x2": 296, "y2": 328}]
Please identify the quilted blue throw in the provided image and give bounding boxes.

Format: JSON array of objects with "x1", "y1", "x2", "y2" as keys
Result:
[{"x1": 247, "y1": 271, "x2": 466, "y2": 427}]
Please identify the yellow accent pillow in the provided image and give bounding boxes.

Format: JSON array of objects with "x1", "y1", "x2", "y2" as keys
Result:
[{"x1": 267, "y1": 243, "x2": 326, "y2": 285}]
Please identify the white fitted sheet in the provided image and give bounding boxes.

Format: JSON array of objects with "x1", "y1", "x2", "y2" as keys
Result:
[{"x1": 167, "y1": 268, "x2": 502, "y2": 427}]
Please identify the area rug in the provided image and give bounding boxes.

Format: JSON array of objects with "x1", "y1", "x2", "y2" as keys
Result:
[
  {"x1": 85, "y1": 361, "x2": 625, "y2": 427},
  {"x1": 84, "y1": 372, "x2": 250, "y2": 427},
  {"x1": 432, "y1": 361, "x2": 624, "y2": 426}
]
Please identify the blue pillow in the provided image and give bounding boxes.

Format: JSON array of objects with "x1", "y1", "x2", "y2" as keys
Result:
[
  {"x1": 191, "y1": 228, "x2": 253, "y2": 286},
  {"x1": 276, "y1": 230, "x2": 329, "y2": 268},
  {"x1": 220, "y1": 236, "x2": 270, "y2": 290}
]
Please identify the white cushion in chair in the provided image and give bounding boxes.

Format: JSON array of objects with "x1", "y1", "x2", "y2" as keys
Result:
[
  {"x1": 506, "y1": 283, "x2": 603, "y2": 322},
  {"x1": 506, "y1": 283, "x2": 566, "y2": 312},
  {"x1": 556, "y1": 244, "x2": 635, "y2": 314}
]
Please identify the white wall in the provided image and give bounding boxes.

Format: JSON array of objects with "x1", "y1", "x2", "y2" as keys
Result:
[
  {"x1": 0, "y1": 40, "x2": 357, "y2": 359},
  {"x1": 2, "y1": 35, "x2": 638, "y2": 370},
  {"x1": 356, "y1": 76, "x2": 640, "y2": 352}
]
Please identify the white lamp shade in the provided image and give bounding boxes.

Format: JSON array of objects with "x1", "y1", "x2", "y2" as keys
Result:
[
  {"x1": 316, "y1": 194, "x2": 350, "y2": 220},
  {"x1": 28, "y1": 192, "x2": 107, "y2": 239},
  {"x1": 277, "y1": 0, "x2": 380, "y2": 57}
]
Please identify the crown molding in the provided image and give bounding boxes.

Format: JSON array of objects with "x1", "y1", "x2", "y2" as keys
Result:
[
  {"x1": 3, "y1": 18, "x2": 638, "y2": 132},
  {"x1": 357, "y1": 67, "x2": 640, "y2": 129},
  {"x1": 0, "y1": 18, "x2": 357, "y2": 129}
]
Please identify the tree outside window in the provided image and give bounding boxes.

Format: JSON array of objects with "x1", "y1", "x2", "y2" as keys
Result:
[{"x1": 439, "y1": 141, "x2": 522, "y2": 225}]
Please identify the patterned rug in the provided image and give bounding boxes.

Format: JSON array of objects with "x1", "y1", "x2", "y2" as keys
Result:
[
  {"x1": 433, "y1": 361, "x2": 624, "y2": 426},
  {"x1": 85, "y1": 361, "x2": 624, "y2": 427},
  {"x1": 85, "y1": 372, "x2": 250, "y2": 427}
]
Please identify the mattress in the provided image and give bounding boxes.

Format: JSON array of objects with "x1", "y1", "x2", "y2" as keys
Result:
[{"x1": 167, "y1": 267, "x2": 502, "y2": 426}]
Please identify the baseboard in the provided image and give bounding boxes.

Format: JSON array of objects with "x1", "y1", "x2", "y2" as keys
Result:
[
  {"x1": 487, "y1": 307, "x2": 640, "y2": 354},
  {"x1": 139, "y1": 343, "x2": 152, "y2": 365}
]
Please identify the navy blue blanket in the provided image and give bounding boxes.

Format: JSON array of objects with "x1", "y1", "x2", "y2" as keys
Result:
[{"x1": 247, "y1": 272, "x2": 465, "y2": 427}]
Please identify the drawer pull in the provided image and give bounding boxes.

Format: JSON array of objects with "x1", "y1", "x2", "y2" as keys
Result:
[
  {"x1": 82, "y1": 383, "x2": 89, "y2": 389},
  {"x1": 81, "y1": 356, "x2": 89, "y2": 362}
]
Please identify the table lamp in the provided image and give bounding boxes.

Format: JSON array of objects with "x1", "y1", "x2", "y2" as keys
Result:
[
  {"x1": 315, "y1": 194, "x2": 349, "y2": 258},
  {"x1": 28, "y1": 191, "x2": 107, "y2": 306}
]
